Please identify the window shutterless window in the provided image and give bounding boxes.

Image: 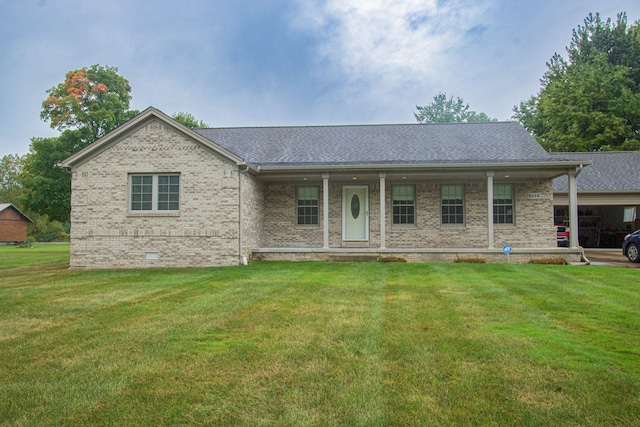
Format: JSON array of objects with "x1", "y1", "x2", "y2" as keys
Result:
[
  {"x1": 441, "y1": 185, "x2": 464, "y2": 224},
  {"x1": 297, "y1": 186, "x2": 319, "y2": 225},
  {"x1": 392, "y1": 185, "x2": 415, "y2": 224},
  {"x1": 130, "y1": 174, "x2": 180, "y2": 212},
  {"x1": 130, "y1": 175, "x2": 153, "y2": 211},
  {"x1": 493, "y1": 184, "x2": 513, "y2": 224}
]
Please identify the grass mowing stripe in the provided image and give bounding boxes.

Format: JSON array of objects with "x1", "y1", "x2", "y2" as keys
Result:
[{"x1": 1, "y1": 246, "x2": 639, "y2": 426}]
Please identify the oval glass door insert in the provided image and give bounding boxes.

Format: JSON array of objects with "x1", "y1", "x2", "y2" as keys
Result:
[{"x1": 351, "y1": 194, "x2": 360, "y2": 219}]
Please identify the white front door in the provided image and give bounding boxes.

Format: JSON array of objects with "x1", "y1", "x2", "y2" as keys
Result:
[{"x1": 343, "y1": 186, "x2": 369, "y2": 241}]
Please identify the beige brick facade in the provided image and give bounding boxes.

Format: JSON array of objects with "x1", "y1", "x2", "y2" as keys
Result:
[
  {"x1": 240, "y1": 171, "x2": 265, "y2": 259},
  {"x1": 70, "y1": 120, "x2": 243, "y2": 269}
]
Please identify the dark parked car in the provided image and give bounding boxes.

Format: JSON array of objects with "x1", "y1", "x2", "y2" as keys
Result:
[{"x1": 622, "y1": 230, "x2": 640, "y2": 263}]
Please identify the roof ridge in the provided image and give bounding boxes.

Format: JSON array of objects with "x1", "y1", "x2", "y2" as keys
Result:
[
  {"x1": 194, "y1": 121, "x2": 517, "y2": 131},
  {"x1": 550, "y1": 151, "x2": 640, "y2": 155}
]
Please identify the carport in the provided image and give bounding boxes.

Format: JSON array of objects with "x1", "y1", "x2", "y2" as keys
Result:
[{"x1": 553, "y1": 152, "x2": 640, "y2": 248}]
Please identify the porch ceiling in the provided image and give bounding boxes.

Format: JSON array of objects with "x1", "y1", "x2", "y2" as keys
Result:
[{"x1": 254, "y1": 163, "x2": 579, "y2": 184}]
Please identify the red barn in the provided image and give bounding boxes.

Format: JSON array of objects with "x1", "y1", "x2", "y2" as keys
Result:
[{"x1": 0, "y1": 203, "x2": 32, "y2": 243}]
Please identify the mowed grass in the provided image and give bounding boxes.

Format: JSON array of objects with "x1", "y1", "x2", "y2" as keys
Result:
[{"x1": 1, "y1": 245, "x2": 639, "y2": 426}]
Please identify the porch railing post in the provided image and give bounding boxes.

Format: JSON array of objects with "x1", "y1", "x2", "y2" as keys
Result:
[
  {"x1": 487, "y1": 171, "x2": 494, "y2": 249},
  {"x1": 323, "y1": 173, "x2": 329, "y2": 249},
  {"x1": 379, "y1": 172, "x2": 386, "y2": 249},
  {"x1": 568, "y1": 170, "x2": 579, "y2": 248}
]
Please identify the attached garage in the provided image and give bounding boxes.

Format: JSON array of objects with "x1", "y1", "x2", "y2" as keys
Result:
[{"x1": 553, "y1": 152, "x2": 640, "y2": 248}]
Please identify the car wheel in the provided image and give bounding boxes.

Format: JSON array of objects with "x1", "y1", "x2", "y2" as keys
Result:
[{"x1": 626, "y1": 243, "x2": 640, "y2": 263}]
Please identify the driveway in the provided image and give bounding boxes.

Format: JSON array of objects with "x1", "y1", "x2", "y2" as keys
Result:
[{"x1": 583, "y1": 249, "x2": 640, "y2": 268}]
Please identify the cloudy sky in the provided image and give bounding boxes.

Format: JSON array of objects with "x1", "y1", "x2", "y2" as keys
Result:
[{"x1": 2, "y1": 0, "x2": 640, "y2": 157}]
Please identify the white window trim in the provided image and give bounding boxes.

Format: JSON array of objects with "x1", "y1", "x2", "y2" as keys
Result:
[
  {"x1": 128, "y1": 173, "x2": 181, "y2": 214},
  {"x1": 493, "y1": 183, "x2": 515, "y2": 226},
  {"x1": 441, "y1": 184, "x2": 465, "y2": 226},
  {"x1": 296, "y1": 185, "x2": 320, "y2": 227},
  {"x1": 391, "y1": 184, "x2": 416, "y2": 227}
]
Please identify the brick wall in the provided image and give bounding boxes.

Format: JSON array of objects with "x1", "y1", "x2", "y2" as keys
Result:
[
  {"x1": 260, "y1": 179, "x2": 556, "y2": 250},
  {"x1": 240, "y1": 171, "x2": 265, "y2": 259},
  {"x1": 495, "y1": 180, "x2": 556, "y2": 248},
  {"x1": 386, "y1": 180, "x2": 555, "y2": 249},
  {"x1": 262, "y1": 183, "x2": 325, "y2": 247},
  {"x1": 69, "y1": 119, "x2": 242, "y2": 269},
  {"x1": 0, "y1": 208, "x2": 29, "y2": 242}
]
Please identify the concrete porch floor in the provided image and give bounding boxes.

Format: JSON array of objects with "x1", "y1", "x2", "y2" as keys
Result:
[{"x1": 251, "y1": 247, "x2": 585, "y2": 264}]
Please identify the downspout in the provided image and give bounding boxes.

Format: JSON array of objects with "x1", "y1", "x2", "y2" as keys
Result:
[{"x1": 238, "y1": 163, "x2": 250, "y2": 265}]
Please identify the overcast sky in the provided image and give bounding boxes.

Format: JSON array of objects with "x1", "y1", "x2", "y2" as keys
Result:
[{"x1": 2, "y1": 0, "x2": 640, "y2": 157}]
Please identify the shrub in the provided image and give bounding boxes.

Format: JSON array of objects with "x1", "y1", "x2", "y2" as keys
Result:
[
  {"x1": 377, "y1": 256, "x2": 407, "y2": 263},
  {"x1": 529, "y1": 257, "x2": 567, "y2": 265},
  {"x1": 28, "y1": 215, "x2": 70, "y2": 242},
  {"x1": 454, "y1": 257, "x2": 487, "y2": 263}
]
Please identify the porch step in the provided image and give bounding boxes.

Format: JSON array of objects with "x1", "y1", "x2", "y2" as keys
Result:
[{"x1": 328, "y1": 254, "x2": 378, "y2": 262}]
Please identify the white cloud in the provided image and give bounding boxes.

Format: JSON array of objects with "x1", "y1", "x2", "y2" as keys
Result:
[{"x1": 294, "y1": 0, "x2": 491, "y2": 84}]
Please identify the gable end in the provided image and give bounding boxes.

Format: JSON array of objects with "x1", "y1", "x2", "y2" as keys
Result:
[{"x1": 59, "y1": 107, "x2": 254, "y2": 171}]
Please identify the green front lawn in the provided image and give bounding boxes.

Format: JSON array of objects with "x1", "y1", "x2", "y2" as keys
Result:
[{"x1": 1, "y1": 245, "x2": 639, "y2": 426}]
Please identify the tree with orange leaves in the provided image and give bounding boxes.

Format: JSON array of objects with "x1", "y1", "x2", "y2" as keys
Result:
[
  {"x1": 19, "y1": 65, "x2": 137, "y2": 222},
  {"x1": 41, "y1": 64, "x2": 137, "y2": 142}
]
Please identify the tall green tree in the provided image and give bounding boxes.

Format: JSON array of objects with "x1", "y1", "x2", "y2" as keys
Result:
[
  {"x1": 20, "y1": 131, "x2": 85, "y2": 223},
  {"x1": 21, "y1": 65, "x2": 137, "y2": 222},
  {"x1": 513, "y1": 13, "x2": 640, "y2": 152},
  {"x1": 0, "y1": 154, "x2": 25, "y2": 205},
  {"x1": 171, "y1": 112, "x2": 209, "y2": 128},
  {"x1": 415, "y1": 92, "x2": 497, "y2": 124}
]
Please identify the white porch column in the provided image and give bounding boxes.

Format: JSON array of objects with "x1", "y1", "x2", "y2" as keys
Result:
[
  {"x1": 568, "y1": 170, "x2": 579, "y2": 248},
  {"x1": 379, "y1": 172, "x2": 386, "y2": 249},
  {"x1": 323, "y1": 173, "x2": 330, "y2": 249},
  {"x1": 487, "y1": 171, "x2": 494, "y2": 249}
]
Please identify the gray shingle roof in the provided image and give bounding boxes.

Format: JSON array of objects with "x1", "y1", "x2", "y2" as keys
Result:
[
  {"x1": 552, "y1": 151, "x2": 640, "y2": 192},
  {"x1": 193, "y1": 122, "x2": 555, "y2": 167}
]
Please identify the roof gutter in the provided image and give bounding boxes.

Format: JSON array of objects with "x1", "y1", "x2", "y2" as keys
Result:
[
  {"x1": 255, "y1": 160, "x2": 592, "y2": 172},
  {"x1": 237, "y1": 161, "x2": 259, "y2": 173}
]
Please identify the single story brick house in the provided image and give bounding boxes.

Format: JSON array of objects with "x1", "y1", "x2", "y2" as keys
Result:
[
  {"x1": 0, "y1": 203, "x2": 32, "y2": 243},
  {"x1": 60, "y1": 107, "x2": 589, "y2": 269}
]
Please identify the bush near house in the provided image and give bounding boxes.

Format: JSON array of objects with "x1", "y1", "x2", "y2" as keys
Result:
[{"x1": 27, "y1": 215, "x2": 69, "y2": 242}]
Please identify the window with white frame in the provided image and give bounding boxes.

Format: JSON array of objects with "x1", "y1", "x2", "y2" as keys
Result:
[
  {"x1": 441, "y1": 185, "x2": 464, "y2": 224},
  {"x1": 392, "y1": 185, "x2": 415, "y2": 224},
  {"x1": 493, "y1": 184, "x2": 513, "y2": 224},
  {"x1": 297, "y1": 186, "x2": 319, "y2": 225},
  {"x1": 130, "y1": 174, "x2": 180, "y2": 212}
]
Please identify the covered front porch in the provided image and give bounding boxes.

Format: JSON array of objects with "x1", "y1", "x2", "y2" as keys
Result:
[{"x1": 247, "y1": 163, "x2": 586, "y2": 264}]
